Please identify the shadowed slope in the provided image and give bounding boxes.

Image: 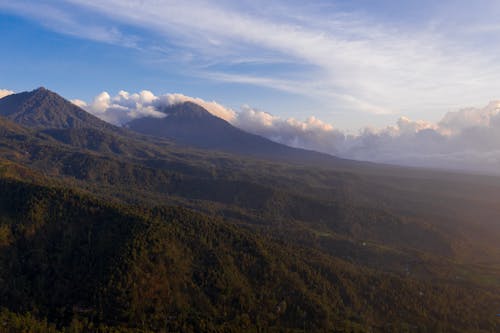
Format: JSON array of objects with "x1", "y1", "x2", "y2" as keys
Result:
[{"x1": 0, "y1": 87, "x2": 114, "y2": 130}]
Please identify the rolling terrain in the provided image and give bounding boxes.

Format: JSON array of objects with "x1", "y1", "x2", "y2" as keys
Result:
[{"x1": 0, "y1": 88, "x2": 499, "y2": 332}]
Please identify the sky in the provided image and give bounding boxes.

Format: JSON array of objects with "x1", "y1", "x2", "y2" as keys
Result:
[{"x1": 2, "y1": 1, "x2": 500, "y2": 174}]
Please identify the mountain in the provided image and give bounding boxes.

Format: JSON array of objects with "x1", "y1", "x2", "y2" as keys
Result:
[
  {"x1": 0, "y1": 88, "x2": 349, "y2": 166},
  {"x1": 0, "y1": 88, "x2": 183, "y2": 158},
  {"x1": 0, "y1": 88, "x2": 499, "y2": 332},
  {"x1": 0, "y1": 87, "x2": 114, "y2": 130},
  {"x1": 126, "y1": 101, "x2": 347, "y2": 164}
]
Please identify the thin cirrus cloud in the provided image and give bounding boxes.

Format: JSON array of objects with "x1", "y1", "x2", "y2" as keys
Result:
[
  {"x1": 65, "y1": 0, "x2": 500, "y2": 114},
  {"x1": 3, "y1": 0, "x2": 500, "y2": 121},
  {"x1": 73, "y1": 89, "x2": 500, "y2": 175},
  {"x1": 0, "y1": 0, "x2": 137, "y2": 47}
]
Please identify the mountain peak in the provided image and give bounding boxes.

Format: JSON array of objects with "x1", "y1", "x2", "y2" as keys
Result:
[
  {"x1": 30, "y1": 86, "x2": 62, "y2": 100},
  {"x1": 28, "y1": 86, "x2": 53, "y2": 97},
  {"x1": 0, "y1": 88, "x2": 114, "y2": 130},
  {"x1": 161, "y1": 101, "x2": 219, "y2": 120}
]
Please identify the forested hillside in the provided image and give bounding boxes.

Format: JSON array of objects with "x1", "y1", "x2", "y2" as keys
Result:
[{"x1": 0, "y1": 176, "x2": 498, "y2": 332}]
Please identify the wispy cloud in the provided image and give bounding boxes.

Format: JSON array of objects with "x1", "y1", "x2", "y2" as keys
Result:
[
  {"x1": 0, "y1": 0, "x2": 138, "y2": 46},
  {"x1": 62, "y1": 1, "x2": 500, "y2": 115},
  {"x1": 204, "y1": 72, "x2": 392, "y2": 115},
  {"x1": 4, "y1": 1, "x2": 500, "y2": 122}
]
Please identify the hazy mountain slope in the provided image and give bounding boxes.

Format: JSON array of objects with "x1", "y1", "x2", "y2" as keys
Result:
[
  {"x1": 0, "y1": 176, "x2": 497, "y2": 332},
  {"x1": 126, "y1": 101, "x2": 350, "y2": 165}
]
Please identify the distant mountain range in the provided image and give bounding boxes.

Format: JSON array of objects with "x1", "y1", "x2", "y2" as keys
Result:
[
  {"x1": 0, "y1": 87, "x2": 499, "y2": 332},
  {"x1": 0, "y1": 87, "x2": 348, "y2": 166}
]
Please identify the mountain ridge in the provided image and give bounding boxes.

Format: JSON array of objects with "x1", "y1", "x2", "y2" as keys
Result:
[{"x1": 0, "y1": 88, "x2": 362, "y2": 167}]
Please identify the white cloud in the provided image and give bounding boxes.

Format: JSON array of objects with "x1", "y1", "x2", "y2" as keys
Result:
[
  {"x1": 74, "y1": 90, "x2": 236, "y2": 125},
  {"x1": 0, "y1": 89, "x2": 14, "y2": 99},
  {"x1": 73, "y1": 90, "x2": 166, "y2": 125},
  {"x1": 438, "y1": 101, "x2": 500, "y2": 133},
  {"x1": 234, "y1": 105, "x2": 345, "y2": 153},
  {"x1": 332, "y1": 101, "x2": 500, "y2": 174}
]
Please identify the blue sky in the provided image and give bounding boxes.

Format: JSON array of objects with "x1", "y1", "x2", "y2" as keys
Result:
[{"x1": 2, "y1": 0, "x2": 500, "y2": 130}]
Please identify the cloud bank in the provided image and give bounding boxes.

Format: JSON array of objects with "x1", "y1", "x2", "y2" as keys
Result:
[
  {"x1": 72, "y1": 90, "x2": 236, "y2": 125},
  {"x1": 238, "y1": 101, "x2": 500, "y2": 174},
  {"x1": 75, "y1": 90, "x2": 500, "y2": 174},
  {"x1": 71, "y1": 91, "x2": 165, "y2": 125}
]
